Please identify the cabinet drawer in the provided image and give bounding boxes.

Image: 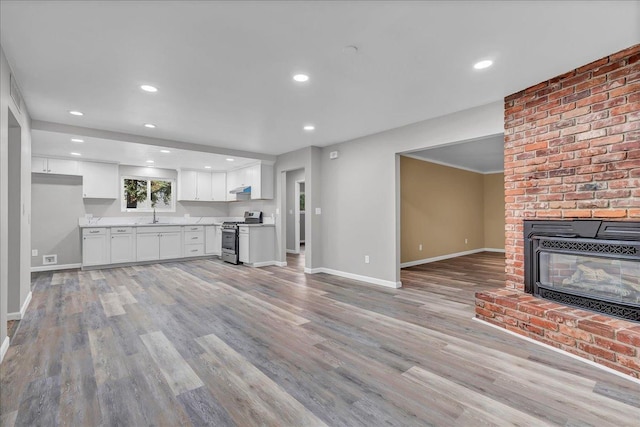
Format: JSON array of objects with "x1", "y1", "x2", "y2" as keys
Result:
[
  {"x1": 83, "y1": 228, "x2": 107, "y2": 236},
  {"x1": 239, "y1": 226, "x2": 249, "y2": 235},
  {"x1": 184, "y1": 244, "x2": 204, "y2": 256},
  {"x1": 184, "y1": 231, "x2": 204, "y2": 243},
  {"x1": 111, "y1": 227, "x2": 133, "y2": 234},
  {"x1": 184, "y1": 225, "x2": 203, "y2": 232}
]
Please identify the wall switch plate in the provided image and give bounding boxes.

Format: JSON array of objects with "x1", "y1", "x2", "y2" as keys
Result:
[
  {"x1": 418, "y1": 244, "x2": 422, "y2": 251},
  {"x1": 32, "y1": 249, "x2": 38, "y2": 256},
  {"x1": 329, "y1": 151, "x2": 339, "y2": 160},
  {"x1": 465, "y1": 238, "x2": 468, "y2": 244},
  {"x1": 315, "y1": 207, "x2": 322, "y2": 215},
  {"x1": 364, "y1": 255, "x2": 370, "y2": 264}
]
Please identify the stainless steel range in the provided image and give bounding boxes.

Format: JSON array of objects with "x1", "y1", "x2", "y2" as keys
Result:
[{"x1": 221, "y1": 211, "x2": 263, "y2": 264}]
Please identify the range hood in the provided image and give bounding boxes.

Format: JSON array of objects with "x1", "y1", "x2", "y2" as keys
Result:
[{"x1": 229, "y1": 186, "x2": 251, "y2": 194}]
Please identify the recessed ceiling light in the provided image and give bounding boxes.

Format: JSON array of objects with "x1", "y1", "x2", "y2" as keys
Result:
[
  {"x1": 69, "y1": 110, "x2": 84, "y2": 116},
  {"x1": 144, "y1": 123, "x2": 156, "y2": 128},
  {"x1": 473, "y1": 60, "x2": 493, "y2": 70},
  {"x1": 140, "y1": 84, "x2": 158, "y2": 93},
  {"x1": 70, "y1": 152, "x2": 81, "y2": 156},
  {"x1": 293, "y1": 74, "x2": 309, "y2": 82},
  {"x1": 71, "y1": 138, "x2": 84, "y2": 143},
  {"x1": 226, "y1": 158, "x2": 235, "y2": 162},
  {"x1": 303, "y1": 125, "x2": 315, "y2": 131},
  {"x1": 204, "y1": 166, "x2": 212, "y2": 169},
  {"x1": 160, "y1": 149, "x2": 170, "y2": 153},
  {"x1": 146, "y1": 160, "x2": 154, "y2": 164}
]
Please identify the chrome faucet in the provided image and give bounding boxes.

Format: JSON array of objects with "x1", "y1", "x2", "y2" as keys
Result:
[{"x1": 152, "y1": 207, "x2": 159, "y2": 224}]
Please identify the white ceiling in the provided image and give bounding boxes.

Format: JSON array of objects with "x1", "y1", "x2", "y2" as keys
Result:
[
  {"x1": 407, "y1": 134, "x2": 505, "y2": 174},
  {"x1": 31, "y1": 129, "x2": 257, "y2": 171},
  {"x1": 1, "y1": 1, "x2": 639, "y2": 157}
]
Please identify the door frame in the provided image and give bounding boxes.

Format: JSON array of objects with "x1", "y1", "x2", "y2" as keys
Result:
[{"x1": 294, "y1": 179, "x2": 305, "y2": 254}]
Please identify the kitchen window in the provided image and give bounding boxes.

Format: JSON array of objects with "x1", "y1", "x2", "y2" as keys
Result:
[{"x1": 121, "y1": 176, "x2": 175, "y2": 212}]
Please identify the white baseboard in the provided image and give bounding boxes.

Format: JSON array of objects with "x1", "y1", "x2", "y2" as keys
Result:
[
  {"x1": 286, "y1": 249, "x2": 300, "y2": 254},
  {"x1": 7, "y1": 291, "x2": 32, "y2": 321},
  {"x1": 400, "y1": 248, "x2": 504, "y2": 268},
  {"x1": 0, "y1": 336, "x2": 9, "y2": 364},
  {"x1": 31, "y1": 263, "x2": 81, "y2": 272},
  {"x1": 472, "y1": 318, "x2": 640, "y2": 386},
  {"x1": 484, "y1": 248, "x2": 506, "y2": 253},
  {"x1": 244, "y1": 260, "x2": 280, "y2": 268},
  {"x1": 275, "y1": 261, "x2": 287, "y2": 267},
  {"x1": 305, "y1": 267, "x2": 401, "y2": 289}
]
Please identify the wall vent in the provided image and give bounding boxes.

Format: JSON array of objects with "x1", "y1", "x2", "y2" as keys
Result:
[{"x1": 42, "y1": 254, "x2": 57, "y2": 265}]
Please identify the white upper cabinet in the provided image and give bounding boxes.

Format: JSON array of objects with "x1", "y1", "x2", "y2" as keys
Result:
[
  {"x1": 79, "y1": 161, "x2": 119, "y2": 199},
  {"x1": 32, "y1": 156, "x2": 80, "y2": 176},
  {"x1": 178, "y1": 170, "x2": 215, "y2": 201},
  {"x1": 196, "y1": 172, "x2": 212, "y2": 201},
  {"x1": 250, "y1": 163, "x2": 273, "y2": 200},
  {"x1": 211, "y1": 172, "x2": 226, "y2": 201},
  {"x1": 178, "y1": 170, "x2": 198, "y2": 201},
  {"x1": 225, "y1": 162, "x2": 274, "y2": 201}
]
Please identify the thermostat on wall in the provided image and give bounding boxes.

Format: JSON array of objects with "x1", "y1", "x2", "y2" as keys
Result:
[{"x1": 329, "y1": 151, "x2": 339, "y2": 160}]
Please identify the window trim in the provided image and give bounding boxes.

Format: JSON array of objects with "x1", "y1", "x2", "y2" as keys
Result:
[{"x1": 121, "y1": 175, "x2": 176, "y2": 212}]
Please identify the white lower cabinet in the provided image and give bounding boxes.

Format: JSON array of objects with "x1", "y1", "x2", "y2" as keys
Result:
[
  {"x1": 160, "y1": 232, "x2": 183, "y2": 259},
  {"x1": 82, "y1": 228, "x2": 109, "y2": 266},
  {"x1": 110, "y1": 227, "x2": 135, "y2": 264},
  {"x1": 136, "y1": 233, "x2": 161, "y2": 262},
  {"x1": 136, "y1": 226, "x2": 182, "y2": 261},
  {"x1": 238, "y1": 226, "x2": 275, "y2": 266},
  {"x1": 82, "y1": 224, "x2": 220, "y2": 268},
  {"x1": 205, "y1": 225, "x2": 222, "y2": 256},
  {"x1": 239, "y1": 227, "x2": 250, "y2": 263}
]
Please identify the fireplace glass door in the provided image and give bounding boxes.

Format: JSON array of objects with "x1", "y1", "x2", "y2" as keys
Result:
[{"x1": 539, "y1": 252, "x2": 640, "y2": 305}]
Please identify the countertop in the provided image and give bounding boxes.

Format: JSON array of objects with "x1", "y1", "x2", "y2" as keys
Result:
[{"x1": 78, "y1": 216, "x2": 275, "y2": 228}]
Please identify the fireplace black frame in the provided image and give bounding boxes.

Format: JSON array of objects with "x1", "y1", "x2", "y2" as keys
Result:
[{"x1": 524, "y1": 220, "x2": 640, "y2": 322}]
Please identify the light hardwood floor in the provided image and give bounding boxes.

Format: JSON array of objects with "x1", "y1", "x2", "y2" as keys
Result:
[{"x1": 1, "y1": 252, "x2": 639, "y2": 426}]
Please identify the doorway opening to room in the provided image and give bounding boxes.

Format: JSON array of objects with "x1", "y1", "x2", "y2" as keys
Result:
[
  {"x1": 7, "y1": 110, "x2": 23, "y2": 340},
  {"x1": 398, "y1": 134, "x2": 506, "y2": 298},
  {"x1": 285, "y1": 169, "x2": 305, "y2": 270}
]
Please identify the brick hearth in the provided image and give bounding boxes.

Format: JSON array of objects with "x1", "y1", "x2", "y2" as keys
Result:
[{"x1": 475, "y1": 43, "x2": 640, "y2": 379}]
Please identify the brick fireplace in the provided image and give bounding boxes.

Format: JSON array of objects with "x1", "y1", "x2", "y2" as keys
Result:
[{"x1": 475, "y1": 44, "x2": 640, "y2": 379}]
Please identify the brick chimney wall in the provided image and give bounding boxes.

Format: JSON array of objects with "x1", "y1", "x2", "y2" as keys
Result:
[
  {"x1": 475, "y1": 44, "x2": 640, "y2": 379},
  {"x1": 504, "y1": 44, "x2": 640, "y2": 291}
]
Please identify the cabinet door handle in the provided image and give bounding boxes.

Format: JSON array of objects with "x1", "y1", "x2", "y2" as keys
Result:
[
  {"x1": 90, "y1": 230, "x2": 100, "y2": 234},
  {"x1": 191, "y1": 237, "x2": 198, "y2": 240},
  {"x1": 190, "y1": 249, "x2": 198, "y2": 253}
]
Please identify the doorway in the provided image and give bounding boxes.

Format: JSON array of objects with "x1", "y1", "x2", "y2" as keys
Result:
[
  {"x1": 285, "y1": 168, "x2": 305, "y2": 270},
  {"x1": 7, "y1": 110, "x2": 22, "y2": 331},
  {"x1": 294, "y1": 180, "x2": 305, "y2": 254}
]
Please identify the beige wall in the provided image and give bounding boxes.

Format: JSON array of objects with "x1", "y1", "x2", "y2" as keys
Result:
[
  {"x1": 400, "y1": 156, "x2": 503, "y2": 264},
  {"x1": 483, "y1": 173, "x2": 505, "y2": 250}
]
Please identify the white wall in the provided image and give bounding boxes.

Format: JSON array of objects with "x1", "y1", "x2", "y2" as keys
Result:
[
  {"x1": 1, "y1": 44, "x2": 32, "y2": 360},
  {"x1": 318, "y1": 102, "x2": 504, "y2": 286}
]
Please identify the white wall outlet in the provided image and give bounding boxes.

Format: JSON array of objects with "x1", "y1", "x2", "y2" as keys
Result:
[
  {"x1": 465, "y1": 238, "x2": 468, "y2": 244},
  {"x1": 418, "y1": 244, "x2": 422, "y2": 251},
  {"x1": 315, "y1": 207, "x2": 322, "y2": 215},
  {"x1": 364, "y1": 255, "x2": 370, "y2": 264},
  {"x1": 43, "y1": 254, "x2": 57, "y2": 265},
  {"x1": 329, "y1": 151, "x2": 339, "y2": 160},
  {"x1": 32, "y1": 249, "x2": 38, "y2": 257}
]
